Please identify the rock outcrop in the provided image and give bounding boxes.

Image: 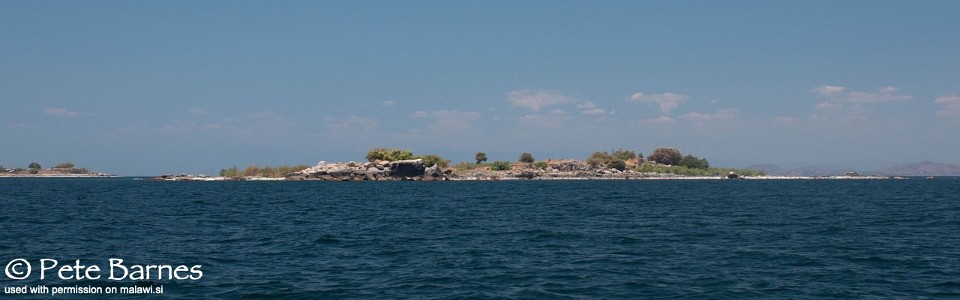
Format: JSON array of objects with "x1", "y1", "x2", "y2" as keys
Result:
[{"x1": 287, "y1": 159, "x2": 452, "y2": 181}]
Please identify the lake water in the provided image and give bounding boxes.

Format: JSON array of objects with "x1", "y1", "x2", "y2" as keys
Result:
[{"x1": 2, "y1": 178, "x2": 959, "y2": 298}]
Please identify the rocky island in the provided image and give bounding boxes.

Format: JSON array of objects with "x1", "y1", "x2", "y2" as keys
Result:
[
  {"x1": 149, "y1": 147, "x2": 890, "y2": 181},
  {"x1": 0, "y1": 162, "x2": 113, "y2": 178}
]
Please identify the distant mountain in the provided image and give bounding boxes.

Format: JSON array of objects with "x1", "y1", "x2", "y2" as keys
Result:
[{"x1": 873, "y1": 161, "x2": 960, "y2": 176}]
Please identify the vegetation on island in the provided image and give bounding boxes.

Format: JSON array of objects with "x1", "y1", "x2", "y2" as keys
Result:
[
  {"x1": 364, "y1": 148, "x2": 451, "y2": 168},
  {"x1": 449, "y1": 147, "x2": 762, "y2": 177},
  {"x1": 209, "y1": 146, "x2": 763, "y2": 180},
  {"x1": 220, "y1": 164, "x2": 311, "y2": 178},
  {"x1": 0, "y1": 162, "x2": 95, "y2": 175}
]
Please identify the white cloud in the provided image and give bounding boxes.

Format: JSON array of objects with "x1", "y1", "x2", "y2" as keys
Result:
[
  {"x1": 629, "y1": 92, "x2": 689, "y2": 115},
  {"x1": 413, "y1": 110, "x2": 481, "y2": 130},
  {"x1": 381, "y1": 100, "x2": 397, "y2": 107},
  {"x1": 814, "y1": 102, "x2": 842, "y2": 110},
  {"x1": 508, "y1": 89, "x2": 574, "y2": 111},
  {"x1": 844, "y1": 90, "x2": 912, "y2": 103},
  {"x1": 679, "y1": 108, "x2": 738, "y2": 124},
  {"x1": 813, "y1": 85, "x2": 912, "y2": 104},
  {"x1": 188, "y1": 108, "x2": 207, "y2": 115},
  {"x1": 639, "y1": 116, "x2": 675, "y2": 125},
  {"x1": 551, "y1": 109, "x2": 568, "y2": 115},
  {"x1": 813, "y1": 85, "x2": 847, "y2": 96},
  {"x1": 42, "y1": 107, "x2": 79, "y2": 117},
  {"x1": 880, "y1": 86, "x2": 898, "y2": 93},
  {"x1": 577, "y1": 101, "x2": 607, "y2": 115},
  {"x1": 582, "y1": 108, "x2": 606, "y2": 115},
  {"x1": 935, "y1": 95, "x2": 960, "y2": 118},
  {"x1": 772, "y1": 116, "x2": 801, "y2": 125}
]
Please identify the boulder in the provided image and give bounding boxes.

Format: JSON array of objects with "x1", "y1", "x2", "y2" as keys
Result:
[{"x1": 389, "y1": 159, "x2": 426, "y2": 178}]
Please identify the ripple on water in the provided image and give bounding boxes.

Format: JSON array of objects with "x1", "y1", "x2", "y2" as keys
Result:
[{"x1": 2, "y1": 179, "x2": 960, "y2": 298}]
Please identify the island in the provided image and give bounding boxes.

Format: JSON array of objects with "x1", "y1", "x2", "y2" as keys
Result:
[
  {"x1": 148, "y1": 147, "x2": 890, "y2": 181},
  {"x1": 0, "y1": 162, "x2": 114, "y2": 178}
]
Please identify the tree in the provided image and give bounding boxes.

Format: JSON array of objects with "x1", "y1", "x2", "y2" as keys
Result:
[
  {"x1": 475, "y1": 152, "x2": 488, "y2": 164},
  {"x1": 28, "y1": 162, "x2": 41, "y2": 169},
  {"x1": 54, "y1": 162, "x2": 75, "y2": 169},
  {"x1": 678, "y1": 154, "x2": 709, "y2": 169},
  {"x1": 648, "y1": 148, "x2": 682, "y2": 165},
  {"x1": 611, "y1": 149, "x2": 637, "y2": 161},
  {"x1": 518, "y1": 152, "x2": 535, "y2": 164}
]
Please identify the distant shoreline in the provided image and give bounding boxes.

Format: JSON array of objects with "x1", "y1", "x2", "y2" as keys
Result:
[{"x1": 0, "y1": 174, "x2": 116, "y2": 178}]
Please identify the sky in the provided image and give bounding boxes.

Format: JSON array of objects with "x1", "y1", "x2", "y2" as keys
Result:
[{"x1": 2, "y1": 1, "x2": 959, "y2": 175}]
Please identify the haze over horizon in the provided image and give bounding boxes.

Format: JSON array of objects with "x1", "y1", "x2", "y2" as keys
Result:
[{"x1": 2, "y1": 1, "x2": 959, "y2": 175}]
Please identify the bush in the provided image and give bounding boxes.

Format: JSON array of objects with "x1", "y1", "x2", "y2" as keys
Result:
[
  {"x1": 417, "y1": 154, "x2": 450, "y2": 168},
  {"x1": 608, "y1": 160, "x2": 627, "y2": 171},
  {"x1": 220, "y1": 166, "x2": 240, "y2": 177},
  {"x1": 611, "y1": 149, "x2": 637, "y2": 161},
  {"x1": 54, "y1": 162, "x2": 75, "y2": 169},
  {"x1": 534, "y1": 161, "x2": 549, "y2": 169},
  {"x1": 28, "y1": 162, "x2": 41, "y2": 169},
  {"x1": 365, "y1": 148, "x2": 415, "y2": 162},
  {"x1": 587, "y1": 152, "x2": 613, "y2": 167},
  {"x1": 648, "y1": 148, "x2": 682, "y2": 165},
  {"x1": 518, "y1": 153, "x2": 535, "y2": 164},
  {"x1": 491, "y1": 161, "x2": 512, "y2": 171}
]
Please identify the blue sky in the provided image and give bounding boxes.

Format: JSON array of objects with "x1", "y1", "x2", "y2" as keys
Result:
[{"x1": 2, "y1": 1, "x2": 959, "y2": 175}]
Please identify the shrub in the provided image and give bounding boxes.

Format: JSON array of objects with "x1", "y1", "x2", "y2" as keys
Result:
[
  {"x1": 611, "y1": 149, "x2": 637, "y2": 161},
  {"x1": 366, "y1": 148, "x2": 415, "y2": 162},
  {"x1": 491, "y1": 161, "x2": 512, "y2": 171},
  {"x1": 54, "y1": 162, "x2": 75, "y2": 169},
  {"x1": 518, "y1": 152, "x2": 535, "y2": 164},
  {"x1": 534, "y1": 161, "x2": 549, "y2": 169},
  {"x1": 608, "y1": 160, "x2": 627, "y2": 171},
  {"x1": 587, "y1": 152, "x2": 613, "y2": 167},
  {"x1": 417, "y1": 154, "x2": 450, "y2": 168},
  {"x1": 28, "y1": 162, "x2": 41, "y2": 169},
  {"x1": 220, "y1": 167, "x2": 240, "y2": 177}
]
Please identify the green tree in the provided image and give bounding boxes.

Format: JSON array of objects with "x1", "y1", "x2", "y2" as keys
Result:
[
  {"x1": 475, "y1": 152, "x2": 488, "y2": 164},
  {"x1": 648, "y1": 148, "x2": 682, "y2": 165},
  {"x1": 366, "y1": 148, "x2": 415, "y2": 162},
  {"x1": 417, "y1": 154, "x2": 450, "y2": 168},
  {"x1": 587, "y1": 151, "x2": 613, "y2": 167},
  {"x1": 54, "y1": 162, "x2": 75, "y2": 169},
  {"x1": 677, "y1": 154, "x2": 710, "y2": 169},
  {"x1": 518, "y1": 152, "x2": 535, "y2": 164},
  {"x1": 611, "y1": 149, "x2": 637, "y2": 161},
  {"x1": 491, "y1": 161, "x2": 512, "y2": 171},
  {"x1": 28, "y1": 162, "x2": 41, "y2": 169}
]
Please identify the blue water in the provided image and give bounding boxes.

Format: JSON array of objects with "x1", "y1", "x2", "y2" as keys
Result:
[{"x1": 2, "y1": 178, "x2": 960, "y2": 299}]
